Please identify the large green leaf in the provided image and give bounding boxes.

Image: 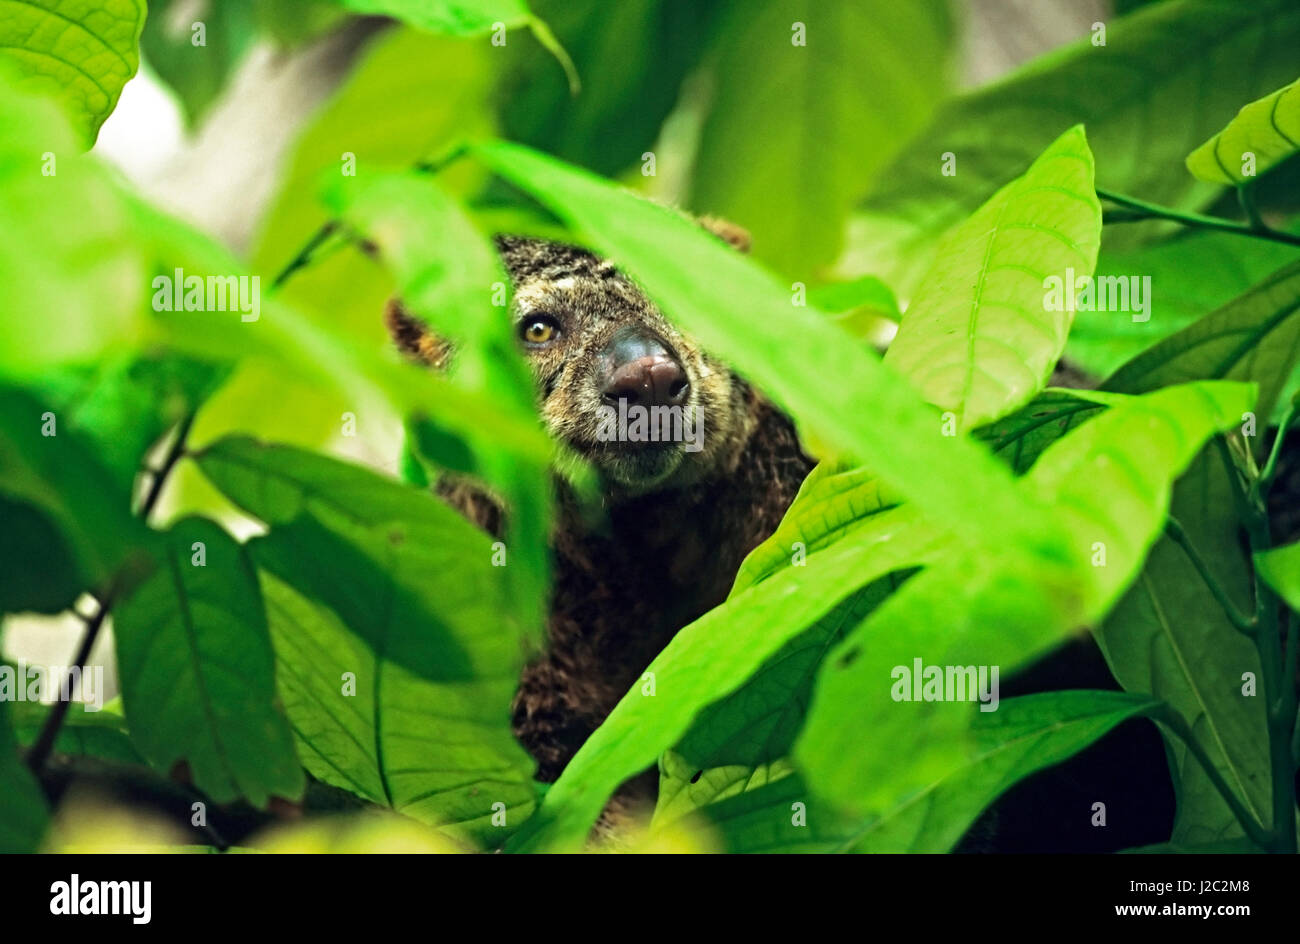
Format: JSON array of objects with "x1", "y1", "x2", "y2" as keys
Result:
[
  {"x1": 1104, "y1": 259, "x2": 1300, "y2": 420},
  {"x1": 499, "y1": 0, "x2": 719, "y2": 177},
  {"x1": 0, "y1": 384, "x2": 148, "y2": 612},
  {"x1": 261, "y1": 572, "x2": 536, "y2": 846},
  {"x1": 470, "y1": 140, "x2": 1057, "y2": 555},
  {"x1": 653, "y1": 585, "x2": 893, "y2": 824},
  {"x1": 0, "y1": 700, "x2": 48, "y2": 853},
  {"x1": 194, "y1": 436, "x2": 532, "y2": 667},
  {"x1": 1187, "y1": 77, "x2": 1300, "y2": 185},
  {"x1": 32, "y1": 353, "x2": 228, "y2": 496},
  {"x1": 690, "y1": 0, "x2": 954, "y2": 274},
  {"x1": 114, "y1": 517, "x2": 304, "y2": 807},
  {"x1": 1023, "y1": 382, "x2": 1256, "y2": 617},
  {"x1": 1093, "y1": 269, "x2": 1300, "y2": 844},
  {"x1": 668, "y1": 692, "x2": 1164, "y2": 853},
  {"x1": 850, "y1": 0, "x2": 1300, "y2": 293},
  {"x1": 1067, "y1": 227, "x2": 1300, "y2": 378},
  {"x1": 0, "y1": 71, "x2": 149, "y2": 374},
  {"x1": 506, "y1": 500, "x2": 950, "y2": 851},
  {"x1": 195, "y1": 435, "x2": 536, "y2": 841},
  {"x1": 0, "y1": 0, "x2": 145, "y2": 141},
  {"x1": 884, "y1": 125, "x2": 1101, "y2": 432},
  {"x1": 1098, "y1": 455, "x2": 1271, "y2": 845},
  {"x1": 797, "y1": 382, "x2": 1255, "y2": 816}
]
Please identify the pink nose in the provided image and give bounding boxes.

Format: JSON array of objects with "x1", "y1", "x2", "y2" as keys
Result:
[{"x1": 601, "y1": 355, "x2": 690, "y2": 408}]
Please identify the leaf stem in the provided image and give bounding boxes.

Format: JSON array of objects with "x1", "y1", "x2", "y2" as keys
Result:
[
  {"x1": 1165, "y1": 517, "x2": 1256, "y2": 635},
  {"x1": 270, "y1": 221, "x2": 339, "y2": 290},
  {"x1": 1156, "y1": 705, "x2": 1272, "y2": 849},
  {"x1": 1257, "y1": 397, "x2": 1299, "y2": 498},
  {"x1": 1097, "y1": 188, "x2": 1300, "y2": 248},
  {"x1": 25, "y1": 411, "x2": 198, "y2": 777}
]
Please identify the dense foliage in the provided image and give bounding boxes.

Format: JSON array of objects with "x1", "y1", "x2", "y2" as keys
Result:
[{"x1": 1, "y1": 0, "x2": 1298, "y2": 853}]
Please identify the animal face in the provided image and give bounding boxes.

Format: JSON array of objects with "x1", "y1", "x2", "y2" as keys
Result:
[
  {"x1": 387, "y1": 230, "x2": 754, "y2": 495},
  {"x1": 495, "y1": 236, "x2": 743, "y2": 493}
]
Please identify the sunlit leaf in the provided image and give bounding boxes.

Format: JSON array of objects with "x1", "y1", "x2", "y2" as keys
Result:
[
  {"x1": 884, "y1": 125, "x2": 1101, "y2": 432},
  {"x1": 0, "y1": 0, "x2": 144, "y2": 141},
  {"x1": 1186, "y1": 77, "x2": 1300, "y2": 185}
]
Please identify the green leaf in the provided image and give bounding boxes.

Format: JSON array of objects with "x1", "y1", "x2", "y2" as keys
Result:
[
  {"x1": 0, "y1": 0, "x2": 145, "y2": 142},
  {"x1": 0, "y1": 700, "x2": 48, "y2": 853},
  {"x1": 1091, "y1": 272, "x2": 1294, "y2": 845},
  {"x1": 808, "y1": 276, "x2": 900, "y2": 318},
  {"x1": 506, "y1": 498, "x2": 950, "y2": 851},
  {"x1": 981, "y1": 390, "x2": 1103, "y2": 475},
  {"x1": 114, "y1": 516, "x2": 304, "y2": 807},
  {"x1": 852, "y1": 0, "x2": 1300, "y2": 293},
  {"x1": 673, "y1": 692, "x2": 1163, "y2": 853},
  {"x1": 499, "y1": 0, "x2": 719, "y2": 178},
  {"x1": 1255, "y1": 539, "x2": 1300, "y2": 614},
  {"x1": 731, "y1": 464, "x2": 904, "y2": 591},
  {"x1": 654, "y1": 585, "x2": 893, "y2": 822},
  {"x1": 470, "y1": 140, "x2": 1057, "y2": 555},
  {"x1": 194, "y1": 436, "x2": 533, "y2": 668},
  {"x1": 1067, "y1": 226, "x2": 1300, "y2": 378},
  {"x1": 9, "y1": 699, "x2": 142, "y2": 765},
  {"x1": 1187, "y1": 77, "x2": 1300, "y2": 185},
  {"x1": 848, "y1": 691, "x2": 1167, "y2": 852},
  {"x1": 261, "y1": 572, "x2": 535, "y2": 846},
  {"x1": 0, "y1": 71, "x2": 149, "y2": 375},
  {"x1": 333, "y1": 0, "x2": 529, "y2": 33},
  {"x1": 0, "y1": 494, "x2": 85, "y2": 616},
  {"x1": 1103, "y1": 259, "x2": 1300, "y2": 421},
  {"x1": 0, "y1": 384, "x2": 147, "y2": 612},
  {"x1": 331, "y1": 0, "x2": 578, "y2": 89},
  {"x1": 32, "y1": 352, "x2": 228, "y2": 495},
  {"x1": 1024, "y1": 382, "x2": 1256, "y2": 618},
  {"x1": 1099, "y1": 457, "x2": 1271, "y2": 846},
  {"x1": 797, "y1": 382, "x2": 1255, "y2": 817},
  {"x1": 884, "y1": 125, "x2": 1102, "y2": 432},
  {"x1": 140, "y1": 0, "x2": 258, "y2": 126},
  {"x1": 690, "y1": 0, "x2": 954, "y2": 274}
]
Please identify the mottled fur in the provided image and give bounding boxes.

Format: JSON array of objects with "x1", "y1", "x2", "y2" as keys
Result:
[{"x1": 387, "y1": 224, "x2": 813, "y2": 823}]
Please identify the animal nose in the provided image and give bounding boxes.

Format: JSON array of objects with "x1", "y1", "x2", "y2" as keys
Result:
[{"x1": 599, "y1": 331, "x2": 690, "y2": 408}]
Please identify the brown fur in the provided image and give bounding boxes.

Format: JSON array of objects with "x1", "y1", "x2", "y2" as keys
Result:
[{"x1": 387, "y1": 224, "x2": 814, "y2": 824}]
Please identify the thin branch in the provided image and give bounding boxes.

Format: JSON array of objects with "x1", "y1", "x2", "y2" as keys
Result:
[
  {"x1": 1257, "y1": 397, "x2": 1299, "y2": 498},
  {"x1": 270, "y1": 221, "x2": 339, "y2": 290},
  {"x1": 1097, "y1": 187, "x2": 1300, "y2": 249},
  {"x1": 26, "y1": 410, "x2": 198, "y2": 777}
]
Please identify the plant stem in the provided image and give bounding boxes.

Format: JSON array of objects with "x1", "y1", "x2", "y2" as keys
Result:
[
  {"x1": 1239, "y1": 183, "x2": 1266, "y2": 231},
  {"x1": 1165, "y1": 517, "x2": 1256, "y2": 635},
  {"x1": 1157, "y1": 706, "x2": 1272, "y2": 849},
  {"x1": 25, "y1": 411, "x2": 198, "y2": 777},
  {"x1": 1257, "y1": 398, "x2": 1299, "y2": 497},
  {"x1": 270, "y1": 221, "x2": 339, "y2": 290},
  {"x1": 271, "y1": 143, "x2": 471, "y2": 293},
  {"x1": 1097, "y1": 188, "x2": 1300, "y2": 249}
]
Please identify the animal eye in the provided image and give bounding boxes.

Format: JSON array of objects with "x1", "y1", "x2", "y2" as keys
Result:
[{"x1": 521, "y1": 315, "x2": 559, "y2": 345}]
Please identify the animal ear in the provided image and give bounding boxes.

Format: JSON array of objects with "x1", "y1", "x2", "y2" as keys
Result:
[
  {"x1": 385, "y1": 298, "x2": 453, "y2": 369},
  {"x1": 697, "y1": 215, "x2": 752, "y2": 254}
]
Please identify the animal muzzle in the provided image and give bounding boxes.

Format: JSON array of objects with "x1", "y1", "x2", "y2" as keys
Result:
[{"x1": 597, "y1": 328, "x2": 690, "y2": 409}]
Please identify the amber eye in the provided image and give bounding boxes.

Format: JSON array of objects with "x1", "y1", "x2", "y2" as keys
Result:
[{"x1": 521, "y1": 315, "x2": 559, "y2": 345}]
